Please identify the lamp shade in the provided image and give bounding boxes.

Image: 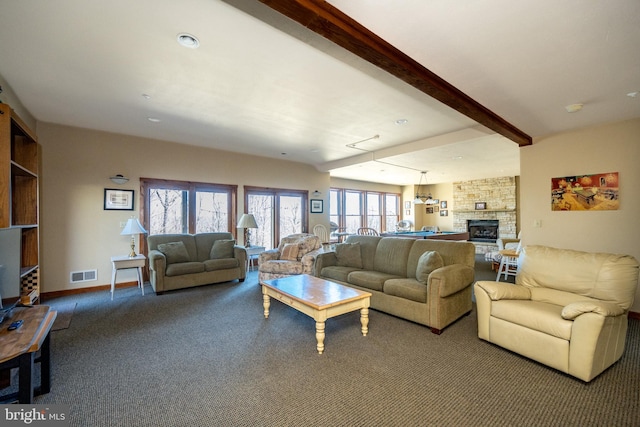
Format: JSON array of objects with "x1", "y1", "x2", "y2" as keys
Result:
[
  {"x1": 121, "y1": 218, "x2": 147, "y2": 235},
  {"x1": 237, "y1": 214, "x2": 258, "y2": 229}
]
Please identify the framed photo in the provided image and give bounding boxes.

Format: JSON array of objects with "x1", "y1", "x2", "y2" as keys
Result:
[
  {"x1": 405, "y1": 209, "x2": 411, "y2": 216},
  {"x1": 426, "y1": 207, "x2": 434, "y2": 214},
  {"x1": 104, "y1": 189, "x2": 134, "y2": 210},
  {"x1": 404, "y1": 201, "x2": 411, "y2": 210},
  {"x1": 310, "y1": 199, "x2": 323, "y2": 213},
  {"x1": 440, "y1": 209, "x2": 448, "y2": 217},
  {"x1": 475, "y1": 202, "x2": 487, "y2": 210},
  {"x1": 440, "y1": 200, "x2": 447, "y2": 209}
]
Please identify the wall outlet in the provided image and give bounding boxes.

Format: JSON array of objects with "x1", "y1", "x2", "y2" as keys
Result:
[
  {"x1": 120, "y1": 221, "x2": 126, "y2": 228},
  {"x1": 533, "y1": 219, "x2": 542, "y2": 228}
]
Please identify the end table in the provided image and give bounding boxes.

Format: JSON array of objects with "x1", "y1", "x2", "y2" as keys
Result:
[{"x1": 110, "y1": 254, "x2": 146, "y2": 300}]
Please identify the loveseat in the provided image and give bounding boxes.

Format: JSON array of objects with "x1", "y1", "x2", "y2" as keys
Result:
[
  {"x1": 147, "y1": 232, "x2": 247, "y2": 294},
  {"x1": 258, "y1": 233, "x2": 322, "y2": 282},
  {"x1": 475, "y1": 245, "x2": 639, "y2": 382},
  {"x1": 314, "y1": 235, "x2": 476, "y2": 334}
]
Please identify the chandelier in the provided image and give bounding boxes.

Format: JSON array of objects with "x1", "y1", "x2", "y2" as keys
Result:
[{"x1": 413, "y1": 171, "x2": 437, "y2": 205}]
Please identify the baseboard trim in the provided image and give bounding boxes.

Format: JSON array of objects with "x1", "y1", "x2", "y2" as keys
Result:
[{"x1": 40, "y1": 281, "x2": 140, "y2": 301}]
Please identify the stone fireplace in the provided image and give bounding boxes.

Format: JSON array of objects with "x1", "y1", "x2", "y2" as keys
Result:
[
  {"x1": 467, "y1": 220, "x2": 499, "y2": 243},
  {"x1": 452, "y1": 176, "x2": 518, "y2": 254}
]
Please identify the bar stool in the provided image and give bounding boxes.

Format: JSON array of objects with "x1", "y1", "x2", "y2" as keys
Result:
[{"x1": 496, "y1": 249, "x2": 519, "y2": 281}]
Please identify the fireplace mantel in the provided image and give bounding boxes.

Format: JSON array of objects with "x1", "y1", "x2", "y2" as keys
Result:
[{"x1": 454, "y1": 209, "x2": 515, "y2": 213}]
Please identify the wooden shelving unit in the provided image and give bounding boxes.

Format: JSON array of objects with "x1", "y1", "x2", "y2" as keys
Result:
[{"x1": 0, "y1": 103, "x2": 40, "y2": 304}]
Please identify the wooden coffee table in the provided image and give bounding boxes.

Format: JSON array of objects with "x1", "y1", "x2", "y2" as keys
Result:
[{"x1": 261, "y1": 274, "x2": 371, "y2": 354}]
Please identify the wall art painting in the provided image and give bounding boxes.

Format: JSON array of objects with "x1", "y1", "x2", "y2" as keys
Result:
[{"x1": 551, "y1": 172, "x2": 619, "y2": 211}]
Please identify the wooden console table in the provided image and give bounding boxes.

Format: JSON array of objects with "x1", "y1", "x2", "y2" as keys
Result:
[{"x1": 0, "y1": 305, "x2": 57, "y2": 403}]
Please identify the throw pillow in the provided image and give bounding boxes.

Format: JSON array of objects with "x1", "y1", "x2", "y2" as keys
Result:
[
  {"x1": 416, "y1": 251, "x2": 444, "y2": 284},
  {"x1": 280, "y1": 243, "x2": 299, "y2": 261},
  {"x1": 335, "y1": 242, "x2": 363, "y2": 269},
  {"x1": 210, "y1": 239, "x2": 235, "y2": 259},
  {"x1": 157, "y1": 241, "x2": 190, "y2": 264}
]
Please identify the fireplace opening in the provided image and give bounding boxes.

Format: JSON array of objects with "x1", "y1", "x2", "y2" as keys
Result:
[{"x1": 467, "y1": 220, "x2": 499, "y2": 243}]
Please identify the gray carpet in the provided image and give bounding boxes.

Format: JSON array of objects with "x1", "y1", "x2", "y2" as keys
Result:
[{"x1": 21, "y1": 257, "x2": 639, "y2": 426}]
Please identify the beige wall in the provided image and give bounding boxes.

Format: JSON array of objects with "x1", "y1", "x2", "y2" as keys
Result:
[
  {"x1": 37, "y1": 122, "x2": 330, "y2": 293},
  {"x1": 520, "y1": 118, "x2": 640, "y2": 312}
]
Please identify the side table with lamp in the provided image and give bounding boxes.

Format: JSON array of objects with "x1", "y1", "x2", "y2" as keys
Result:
[
  {"x1": 110, "y1": 218, "x2": 147, "y2": 300},
  {"x1": 237, "y1": 213, "x2": 263, "y2": 271}
]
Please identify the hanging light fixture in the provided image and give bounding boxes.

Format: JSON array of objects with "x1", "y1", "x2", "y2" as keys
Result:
[{"x1": 413, "y1": 171, "x2": 436, "y2": 205}]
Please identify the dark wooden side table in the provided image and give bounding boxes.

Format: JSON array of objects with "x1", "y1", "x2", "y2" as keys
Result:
[{"x1": 0, "y1": 305, "x2": 57, "y2": 404}]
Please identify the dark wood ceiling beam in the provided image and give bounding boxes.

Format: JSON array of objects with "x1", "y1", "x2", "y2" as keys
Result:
[{"x1": 258, "y1": 0, "x2": 532, "y2": 146}]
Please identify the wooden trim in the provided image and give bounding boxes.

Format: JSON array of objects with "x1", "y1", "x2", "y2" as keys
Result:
[
  {"x1": 256, "y1": 0, "x2": 531, "y2": 146},
  {"x1": 40, "y1": 281, "x2": 140, "y2": 301}
]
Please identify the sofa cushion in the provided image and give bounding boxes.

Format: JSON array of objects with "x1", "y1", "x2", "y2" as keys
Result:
[
  {"x1": 204, "y1": 258, "x2": 239, "y2": 271},
  {"x1": 348, "y1": 270, "x2": 402, "y2": 292},
  {"x1": 259, "y1": 260, "x2": 304, "y2": 275},
  {"x1": 210, "y1": 239, "x2": 235, "y2": 259},
  {"x1": 335, "y1": 242, "x2": 363, "y2": 268},
  {"x1": 281, "y1": 243, "x2": 299, "y2": 261},
  {"x1": 165, "y1": 261, "x2": 205, "y2": 276},
  {"x1": 320, "y1": 266, "x2": 360, "y2": 283},
  {"x1": 373, "y1": 238, "x2": 414, "y2": 276},
  {"x1": 157, "y1": 241, "x2": 190, "y2": 264},
  {"x1": 415, "y1": 251, "x2": 444, "y2": 284},
  {"x1": 492, "y1": 299, "x2": 572, "y2": 340},
  {"x1": 384, "y1": 278, "x2": 428, "y2": 303}
]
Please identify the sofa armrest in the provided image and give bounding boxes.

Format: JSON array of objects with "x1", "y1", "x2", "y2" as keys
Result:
[
  {"x1": 561, "y1": 301, "x2": 625, "y2": 320},
  {"x1": 259, "y1": 249, "x2": 280, "y2": 265},
  {"x1": 148, "y1": 249, "x2": 166, "y2": 273},
  {"x1": 233, "y1": 246, "x2": 248, "y2": 267},
  {"x1": 474, "y1": 281, "x2": 531, "y2": 300},
  {"x1": 301, "y1": 248, "x2": 324, "y2": 275},
  {"x1": 314, "y1": 251, "x2": 338, "y2": 276},
  {"x1": 428, "y1": 264, "x2": 475, "y2": 298}
]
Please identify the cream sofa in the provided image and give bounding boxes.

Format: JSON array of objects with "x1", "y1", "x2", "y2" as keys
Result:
[
  {"x1": 147, "y1": 232, "x2": 247, "y2": 294},
  {"x1": 475, "y1": 245, "x2": 639, "y2": 382},
  {"x1": 258, "y1": 233, "x2": 322, "y2": 282},
  {"x1": 314, "y1": 235, "x2": 476, "y2": 334}
]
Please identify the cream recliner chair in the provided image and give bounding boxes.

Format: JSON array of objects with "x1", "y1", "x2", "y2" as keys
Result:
[{"x1": 475, "y1": 245, "x2": 639, "y2": 382}]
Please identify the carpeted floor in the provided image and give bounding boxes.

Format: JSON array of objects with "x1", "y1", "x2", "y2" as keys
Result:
[{"x1": 10, "y1": 256, "x2": 639, "y2": 426}]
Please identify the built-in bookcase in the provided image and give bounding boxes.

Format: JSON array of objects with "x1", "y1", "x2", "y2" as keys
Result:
[{"x1": 0, "y1": 103, "x2": 40, "y2": 304}]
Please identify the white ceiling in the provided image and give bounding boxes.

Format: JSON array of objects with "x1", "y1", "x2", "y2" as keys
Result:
[{"x1": 0, "y1": 0, "x2": 638, "y2": 185}]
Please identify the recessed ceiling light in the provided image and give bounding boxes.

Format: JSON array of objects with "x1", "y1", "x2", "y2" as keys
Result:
[
  {"x1": 395, "y1": 119, "x2": 408, "y2": 125},
  {"x1": 142, "y1": 94, "x2": 151, "y2": 100},
  {"x1": 453, "y1": 156, "x2": 463, "y2": 160},
  {"x1": 627, "y1": 91, "x2": 638, "y2": 98},
  {"x1": 565, "y1": 103, "x2": 584, "y2": 113},
  {"x1": 147, "y1": 117, "x2": 161, "y2": 123},
  {"x1": 177, "y1": 33, "x2": 200, "y2": 49}
]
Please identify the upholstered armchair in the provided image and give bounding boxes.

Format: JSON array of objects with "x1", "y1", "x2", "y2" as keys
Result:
[
  {"x1": 475, "y1": 245, "x2": 639, "y2": 382},
  {"x1": 258, "y1": 233, "x2": 322, "y2": 283}
]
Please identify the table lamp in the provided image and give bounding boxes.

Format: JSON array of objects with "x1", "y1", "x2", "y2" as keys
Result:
[
  {"x1": 121, "y1": 218, "x2": 148, "y2": 257},
  {"x1": 237, "y1": 214, "x2": 258, "y2": 247}
]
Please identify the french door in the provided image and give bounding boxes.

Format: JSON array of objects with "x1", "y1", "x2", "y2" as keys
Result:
[{"x1": 245, "y1": 187, "x2": 307, "y2": 249}]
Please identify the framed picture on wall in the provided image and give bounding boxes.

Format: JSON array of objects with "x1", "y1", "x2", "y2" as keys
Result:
[
  {"x1": 475, "y1": 202, "x2": 487, "y2": 210},
  {"x1": 310, "y1": 199, "x2": 323, "y2": 213},
  {"x1": 440, "y1": 209, "x2": 448, "y2": 217},
  {"x1": 426, "y1": 207, "x2": 434, "y2": 214},
  {"x1": 104, "y1": 189, "x2": 134, "y2": 210},
  {"x1": 440, "y1": 200, "x2": 447, "y2": 209},
  {"x1": 404, "y1": 201, "x2": 411, "y2": 210}
]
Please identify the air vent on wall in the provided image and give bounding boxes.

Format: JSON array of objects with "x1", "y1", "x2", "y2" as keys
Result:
[{"x1": 70, "y1": 269, "x2": 97, "y2": 283}]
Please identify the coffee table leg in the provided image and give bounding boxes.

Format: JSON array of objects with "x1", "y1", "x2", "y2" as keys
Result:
[
  {"x1": 262, "y1": 288, "x2": 270, "y2": 319},
  {"x1": 315, "y1": 321, "x2": 325, "y2": 354},
  {"x1": 360, "y1": 307, "x2": 369, "y2": 336}
]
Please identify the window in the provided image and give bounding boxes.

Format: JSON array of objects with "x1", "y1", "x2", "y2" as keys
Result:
[
  {"x1": 141, "y1": 178, "x2": 237, "y2": 237},
  {"x1": 245, "y1": 187, "x2": 307, "y2": 249},
  {"x1": 330, "y1": 188, "x2": 400, "y2": 234}
]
